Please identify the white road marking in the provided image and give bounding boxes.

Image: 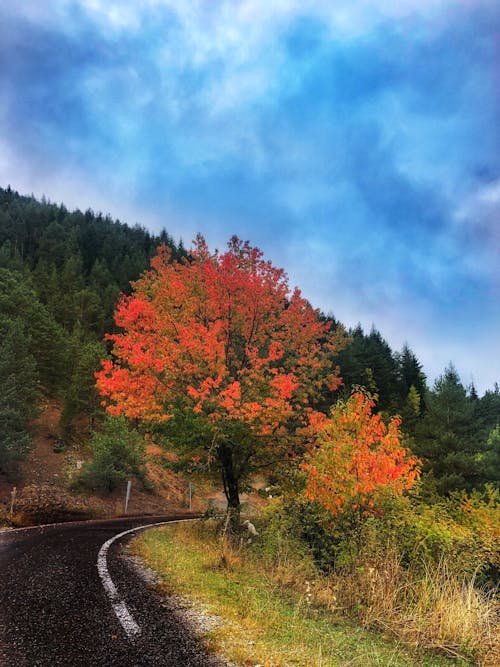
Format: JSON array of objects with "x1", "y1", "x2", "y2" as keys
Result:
[{"x1": 97, "y1": 519, "x2": 196, "y2": 638}]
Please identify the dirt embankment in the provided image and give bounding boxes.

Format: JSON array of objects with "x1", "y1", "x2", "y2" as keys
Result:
[
  {"x1": 0, "y1": 402, "x2": 197, "y2": 527},
  {"x1": 0, "y1": 401, "x2": 269, "y2": 528}
]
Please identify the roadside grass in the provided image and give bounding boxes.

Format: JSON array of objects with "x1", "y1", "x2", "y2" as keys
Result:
[
  {"x1": 327, "y1": 549, "x2": 499, "y2": 666},
  {"x1": 130, "y1": 521, "x2": 455, "y2": 667}
]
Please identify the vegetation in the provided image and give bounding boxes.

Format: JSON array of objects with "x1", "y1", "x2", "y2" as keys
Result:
[
  {"x1": 75, "y1": 416, "x2": 148, "y2": 493},
  {"x1": 1, "y1": 186, "x2": 499, "y2": 663},
  {"x1": 303, "y1": 391, "x2": 420, "y2": 516},
  {"x1": 1, "y1": 187, "x2": 499, "y2": 496},
  {"x1": 0, "y1": 316, "x2": 38, "y2": 477},
  {"x1": 132, "y1": 521, "x2": 455, "y2": 667},
  {"x1": 0, "y1": 185, "x2": 183, "y2": 477},
  {"x1": 96, "y1": 236, "x2": 344, "y2": 521}
]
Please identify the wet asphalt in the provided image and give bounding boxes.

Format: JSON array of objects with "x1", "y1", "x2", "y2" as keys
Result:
[{"x1": 0, "y1": 515, "x2": 223, "y2": 666}]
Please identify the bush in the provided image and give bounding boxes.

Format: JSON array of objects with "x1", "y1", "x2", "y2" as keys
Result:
[
  {"x1": 252, "y1": 498, "x2": 318, "y2": 581},
  {"x1": 256, "y1": 494, "x2": 499, "y2": 664},
  {"x1": 75, "y1": 416, "x2": 148, "y2": 493}
]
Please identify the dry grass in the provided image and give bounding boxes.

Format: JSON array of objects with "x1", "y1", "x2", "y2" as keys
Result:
[
  {"x1": 325, "y1": 551, "x2": 499, "y2": 666},
  {"x1": 131, "y1": 521, "x2": 457, "y2": 667}
]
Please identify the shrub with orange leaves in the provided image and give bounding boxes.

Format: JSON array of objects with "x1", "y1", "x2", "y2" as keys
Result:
[{"x1": 303, "y1": 391, "x2": 420, "y2": 516}]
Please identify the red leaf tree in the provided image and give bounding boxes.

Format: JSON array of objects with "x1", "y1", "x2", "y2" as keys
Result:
[
  {"x1": 96, "y1": 236, "x2": 343, "y2": 519},
  {"x1": 303, "y1": 391, "x2": 420, "y2": 516}
]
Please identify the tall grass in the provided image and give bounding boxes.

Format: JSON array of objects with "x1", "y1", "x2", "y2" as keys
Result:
[
  {"x1": 250, "y1": 494, "x2": 499, "y2": 665},
  {"x1": 324, "y1": 551, "x2": 498, "y2": 665},
  {"x1": 132, "y1": 521, "x2": 455, "y2": 667}
]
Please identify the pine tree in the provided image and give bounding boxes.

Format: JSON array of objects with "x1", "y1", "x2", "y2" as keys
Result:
[
  {"x1": 0, "y1": 317, "x2": 39, "y2": 477},
  {"x1": 480, "y1": 426, "x2": 500, "y2": 487},
  {"x1": 414, "y1": 365, "x2": 479, "y2": 494}
]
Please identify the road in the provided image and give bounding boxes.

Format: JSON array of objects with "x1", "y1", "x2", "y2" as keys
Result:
[{"x1": 0, "y1": 515, "x2": 223, "y2": 666}]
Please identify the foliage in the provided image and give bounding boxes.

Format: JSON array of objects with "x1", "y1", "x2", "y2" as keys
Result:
[
  {"x1": 274, "y1": 487, "x2": 499, "y2": 587},
  {"x1": 60, "y1": 333, "x2": 106, "y2": 432},
  {"x1": 480, "y1": 427, "x2": 500, "y2": 487},
  {"x1": 2, "y1": 185, "x2": 499, "y2": 500},
  {"x1": 332, "y1": 327, "x2": 427, "y2": 416},
  {"x1": 97, "y1": 236, "x2": 344, "y2": 514},
  {"x1": 415, "y1": 365, "x2": 485, "y2": 495},
  {"x1": 0, "y1": 268, "x2": 69, "y2": 393},
  {"x1": 0, "y1": 185, "x2": 190, "y2": 467},
  {"x1": 252, "y1": 495, "x2": 499, "y2": 663},
  {"x1": 75, "y1": 416, "x2": 147, "y2": 493},
  {"x1": 0, "y1": 317, "x2": 39, "y2": 477},
  {"x1": 303, "y1": 391, "x2": 420, "y2": 516},
  {"x1": 133, "y1": 521, "x2": 453, "y2": 667}
]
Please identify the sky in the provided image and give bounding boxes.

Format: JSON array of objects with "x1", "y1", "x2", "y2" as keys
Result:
[{"x1": 0, "y1": 0, "x2": 499, "y2": 393}]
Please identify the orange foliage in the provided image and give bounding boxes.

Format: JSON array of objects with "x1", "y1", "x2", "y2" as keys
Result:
[
  {"x1": 96, "y1": 236, "x2": 343, "y2": 442},
  {"x1": 303, "y1": 391, "x2": 420, "y2": 515}
]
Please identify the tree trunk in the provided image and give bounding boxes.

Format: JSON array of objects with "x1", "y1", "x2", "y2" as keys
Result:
[{"x1": 219, "y1": 443, "x2": 241, "y2": 531}]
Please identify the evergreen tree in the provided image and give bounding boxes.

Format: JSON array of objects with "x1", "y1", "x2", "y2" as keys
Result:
[
  {"x1": 0, "y1": 268, "x2": 70, "y2": 393},
  {"x1": 335, "y1": 325, "x2": 400, "y2": 411},
  {"x1": 0, "y1": 240, "x2": 24, "y2": 271},
  {"x1": 474, "y1": 384, "x2": 500, "y2": 444},
  {"x1": 76, "y1": 416, "x2": 147, "y2": 493},
  {"x1": 395, "y1": 344, "x2": 427, "y2": 406},
  {"x1": 480, "y1": 426, "x2": 500, "y2": 487},
  {"x1": 414, "y1": 365, "x2": 480, "y2": 495},
  {"x1": 60, "y1": 334, "x2": 106, "y2": 433},
  {"x1": 0, "y1": 317, "x2": 39, "y2": 477}
]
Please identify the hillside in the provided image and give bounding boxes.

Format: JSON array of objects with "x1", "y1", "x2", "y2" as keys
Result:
[
  {"x1": 0, "y1": 400, "x2": 194, "y2": 526},
  {"x1": 1, "y1": 186, "x2": 499, "y2": 525}
]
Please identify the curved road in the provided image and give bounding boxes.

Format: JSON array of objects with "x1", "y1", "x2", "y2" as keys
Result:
[{"x1": 0, "y1": 514, "x2": 222, "y2": 666}]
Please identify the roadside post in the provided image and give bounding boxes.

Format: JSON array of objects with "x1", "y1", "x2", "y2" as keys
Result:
[
  {"x1": 188, "y1": 481, "x2": 194, "y2": 510},
  {"x1": 9, "y1": 486, "x2": 17, "y2": 517},
  {"x1": 124, "y1": 480, "x2": 132, "y2": 514}
]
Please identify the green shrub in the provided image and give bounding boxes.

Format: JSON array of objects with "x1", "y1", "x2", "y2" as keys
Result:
[
  {"x1": 252, "y1": 498, "x2": 318, "y2": 579},
  {"x1": 253, "y1": 494, "x2": 499, "y2": 663},
  {"x1": 75, "y1": 416, "x2": 148, "y2": 493},
  {"x1": 260, "y1": 491, "x2": 499, "y2": 588}
]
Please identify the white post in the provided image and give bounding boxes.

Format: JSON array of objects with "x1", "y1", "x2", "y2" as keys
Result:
[
  {"x1": 188, "y1": 482, "x2": 193, "y2": 510},
  {"x1": 124, "y1": 480, "x2": 132, "y2": 514},
  {"x1": 9, "y1": 486, "x2": 17, "y2": 517}
]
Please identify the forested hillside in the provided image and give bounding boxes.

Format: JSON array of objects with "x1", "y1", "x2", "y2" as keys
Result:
[
  {"x1": 0, "y1": 185, "x2": 184, "y2": 477},
  {"x1": 0, "y1": 186, "x2": 499, "y2": 495}
]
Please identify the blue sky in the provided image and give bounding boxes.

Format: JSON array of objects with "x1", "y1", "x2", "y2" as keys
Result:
[{"x1": 1, "y1": 0, "x2": 499, "y2": 392}]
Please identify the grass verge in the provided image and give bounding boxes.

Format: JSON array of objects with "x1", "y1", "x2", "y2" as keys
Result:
[{"x1": 130, "y1": 521, "x2": 458, "y2": 667}]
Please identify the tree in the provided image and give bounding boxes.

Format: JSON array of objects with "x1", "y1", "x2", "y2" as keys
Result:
[
  {"x1": 97, "y1": 236, "x2": 343, "y2": 522},
  {"x1": 414, "y1": 365, "x2": 478, "y2": 495},
  {"x1": 76, "y1": 416, "x2": 147, "y2": 493},
  {"x1": 474, "y1": 384, "x2": 500, "y2": 445},
  {"x1": 395, "y1": 343, "x2": 427, "y2": 402},
  {"x1": 302, "y1": 391, "x2": 420, "y2": 516},
  {"x1": 480, "y1": 426, "x2": 500, "y2": 487},
  {"x1": 0, "y1": 268, "x2": 69, "y2": 394},
  {"x1": 334, "y1": 326, "x2": 400, "y2": 411},
  {"x1": 60, "y1": 333, "x2": 106, "y2": 433},
  {"x1": 0, "y1": 317, "x2": 39, "y2": 477}
]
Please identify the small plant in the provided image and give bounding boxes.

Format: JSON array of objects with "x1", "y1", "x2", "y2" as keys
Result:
[
  {"x1": 75, "y1": 416, "x2": 148, "y2": 493},
  {"x1": 303, "y1": 390, "x2": 420, "y2": 518},
  {"x1": 132, "y1": 520, "x2": 455, "y2": 667},
  {"x1": 252, "y1": 495, "x2": 499, "y2": 665},
  {"x1": 52, "y1": 438, "x2": 65, "y2": 453}
]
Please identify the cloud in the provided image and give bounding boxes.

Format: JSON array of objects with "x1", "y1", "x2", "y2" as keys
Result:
[{"x1": 0, "y1": 0, "x2": 499, "y2": 391}]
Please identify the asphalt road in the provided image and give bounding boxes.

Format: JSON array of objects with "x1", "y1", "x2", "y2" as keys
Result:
[{"x1": 0, "y1": 515, "x2": 223, "y2": 666}]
